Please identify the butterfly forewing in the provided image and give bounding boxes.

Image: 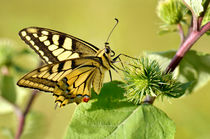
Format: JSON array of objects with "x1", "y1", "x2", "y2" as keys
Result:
[{"x1": 19, "y1": 27, "x2": 99, "y2": 64}]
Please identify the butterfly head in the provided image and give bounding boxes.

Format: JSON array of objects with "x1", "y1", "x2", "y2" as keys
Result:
[{"x1": 105, "y1": 42, "x2": 115, "y2": 57}]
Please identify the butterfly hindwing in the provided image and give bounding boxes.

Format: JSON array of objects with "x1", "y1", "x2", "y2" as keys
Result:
[
  {"x1": 17, "y1": 57, "x2": 105, "y2": 106},
  {"x1": 17, "y1": 58, "x2": 101, "y2": 92},
  {"x1": 19, "y1": 27, "x2": 99, "y2": 64},
  {"x1": 53, "y1": 64, "x2": 100, "y2": 106},
  {"x1": 17, "y1": 60, "x2": 72, "y2": 92}
]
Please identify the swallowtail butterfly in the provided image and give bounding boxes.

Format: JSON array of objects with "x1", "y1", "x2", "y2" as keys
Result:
[{"x1": 17, "y1": 19, "x2": 122, "y2": 107}]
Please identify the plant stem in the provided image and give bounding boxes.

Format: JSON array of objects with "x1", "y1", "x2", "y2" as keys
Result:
[
  {"x1": 166, "y1": 0, "x2": 210, "y2": 73},
  {"x1": 15, "y1": 90, "x2": 38, "y2": 139},
  {"x1": 143, "y1": 95, "x2": 156, "y2": 104},
  {"x1": 14, "y1": 61, "x2": 42, "y2": 139},
  {"x1": 192, "y1": 16, "x2": 198, "y2": 31},
  {"x1": 0, "y1": 65, "x2": 38, "y2": 139},
  {"x1": 177, "y1": 23, "x2": 185, "y2": 44},
  {"x1": 166, "y1": 22, "x2": 210, "y2": 73}
]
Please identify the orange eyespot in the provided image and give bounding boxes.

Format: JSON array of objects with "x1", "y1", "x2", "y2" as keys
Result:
[{"x1": 83, "y1": 96, "x2": 90, "y2": 102}]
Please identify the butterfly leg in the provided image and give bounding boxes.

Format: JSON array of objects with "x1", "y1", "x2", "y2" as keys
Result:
[
  {"x1": 112, "y1": 54, "x2": 138, "y2": 69},
  {"x1": 112, "y1": 53, "x2": 138, "y2": 63},
  {"x1": 109, "y1": 70, "x2": 112, "y2": 82},
  {"x1": 113, "y1": 55, "x2": 125, "y2": 69}
]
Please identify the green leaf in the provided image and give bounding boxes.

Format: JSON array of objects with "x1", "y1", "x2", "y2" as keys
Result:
[
  {"x1": 107, "y1": 105, "x2": 176, "y2": 139},
  {"x1": 157, "y1": 0, "x2": 186, "y2": 25},
  {"x1": 148, "y1": 50, "x2": 210, "y2": 94},
  {"x1": 164, "y1": 82, "x2": 192, "y2": 98},
  {"x1": 202, "y1": 6, "x2": 210, "y2": 35},
  {"x1": 65, "y1": 81, "x2": 176, "y2": 139},
  {"x1": 22, "y1": 111, "x2": 46, "y2": 139},
  {"x1": 183, "y1": 0, "x2": 204, "y2": 17},
  {"x1": 0, "y1": 75, "x2": 16, "y2": 103}
]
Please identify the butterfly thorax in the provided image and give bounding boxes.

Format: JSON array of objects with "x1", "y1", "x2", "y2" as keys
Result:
[{"x1": 95, "y1": 46, "x2": 112, "y2": 70}]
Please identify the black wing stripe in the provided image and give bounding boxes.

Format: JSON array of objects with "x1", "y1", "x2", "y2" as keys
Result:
[
  {"x1": 58, "y1": 35, "x2": 65, "y2": 48},
  {"x1": 35, "y1": 27, "x2": 99, "y2": 51},
  {"x1": 47, "y1": 32, "x2": 54, "y2": 45},
  {"x1": 58, "y1": 62, "x2": 65, "y2": 72},
  {"x1": 19, "y1": 27, "x2": 99, "y2": 63}
]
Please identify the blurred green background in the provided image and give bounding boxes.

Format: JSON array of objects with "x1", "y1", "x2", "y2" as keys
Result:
[{"x1": 0, "y1": 0, "x2": 210, "y2": 139}]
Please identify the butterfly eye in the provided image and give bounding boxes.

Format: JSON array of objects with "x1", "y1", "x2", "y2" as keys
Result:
[{"x1": 105, "y1": 48, "x2": 110, "y2": 54}]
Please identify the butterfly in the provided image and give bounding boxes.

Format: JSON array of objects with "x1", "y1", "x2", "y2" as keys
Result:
[{"x1": 17, "y1": 20, "x2": 123, "y2": 107}]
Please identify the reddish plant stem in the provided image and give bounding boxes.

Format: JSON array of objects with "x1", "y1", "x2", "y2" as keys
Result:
[
  {"x1": 23, "y1": 90, "x2": 38, "y2": 116},
  {"x1": 15, "y1": 90, "x2": 38, "y2": 139},
  {"x1": 0, "y1": 66, "x2": 38, "y2": 139},
  {"x1": 15, "y1": 61, "x2": 42, "y2": 139},
  {"x1": 192, "y1": 16, "x2": 199, "y2": 31},
  {"x1": 187, "y1": 17, "x2": 193, "y2": 38},
  {"x1": 177, "y1": 23, "x2": 185, "y2": 44},
  {"x1": 166, "y1": 22, "x2": 210, "y2": 73},
  {"x1": 143, "y1": 96, "x2": 156, "y2": 104}
]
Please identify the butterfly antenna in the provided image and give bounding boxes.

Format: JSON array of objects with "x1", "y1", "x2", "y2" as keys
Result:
[{"x1": 105, "y1": 18, "x2": 119, "y2": 44}]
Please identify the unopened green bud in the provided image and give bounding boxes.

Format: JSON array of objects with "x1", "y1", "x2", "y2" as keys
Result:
[{"x1": 122, "y1": 57, "x2": 188, "y2": 104}]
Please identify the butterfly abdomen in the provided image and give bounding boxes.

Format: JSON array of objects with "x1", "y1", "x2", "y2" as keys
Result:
[{"x1": 96, "y1": 49, "x2": 112, "y2": 70}]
